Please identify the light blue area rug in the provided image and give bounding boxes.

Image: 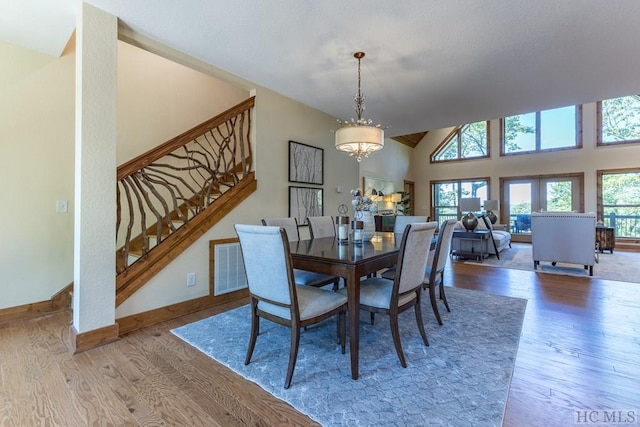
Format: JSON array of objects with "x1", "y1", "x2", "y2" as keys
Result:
[{"x1": 172, "y1": 287, "x2": 527, "y2": 426}]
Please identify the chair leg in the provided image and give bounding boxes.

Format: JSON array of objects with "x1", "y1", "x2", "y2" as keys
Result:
[
  {"x1": 414, "y1": 293, "x2": 430, "y2": 347},
  {"x1": 389, "y1": 313, "x2": 407, "y2": 368},
  {"x1": 332, "y1": 278, "x2": 340, "y2": 291},
  {"x1": 370, "y1": 312, "x2": 375, "y2": 325},
  {"x1": 427, "y1": 281, "x2": 443, "y2": 325},
  {"x1": 284, "y1": 326, "x2": 301, "y2": 389},
  {"x1": 244, "y1": 302, "x2": 260, "y2": 365},
  {"x1": 440, "y1": 282, "x2": 450, "y2": 313}
]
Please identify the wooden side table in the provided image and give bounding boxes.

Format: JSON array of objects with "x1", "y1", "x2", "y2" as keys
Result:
[{"x1": 596, "y1": 226, "x2": 615, "y2": 253}]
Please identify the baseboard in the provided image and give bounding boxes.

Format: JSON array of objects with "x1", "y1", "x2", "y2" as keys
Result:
[
  {"x1": 69, "y1": 322, "x2": 120, "y2": 354},
  {"x1": 116, "y1": 288, "x2": 248, "y2": 335},
  {"x1": 0, "y1": 283, "x2": 73, "y2": 325}
]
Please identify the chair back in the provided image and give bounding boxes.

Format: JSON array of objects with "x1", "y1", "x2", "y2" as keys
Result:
[
  {"x1": 234, "y1": 224, "x2": 295, "y2": 307},
  {"x1": 432, "y1": 219, "x2": 457, "y2": 275},
  {"x1": 393, "y1": 215, "x2": 429, "y2": 234},
  {"x1": 261, "y1": 217, "x2": 300, "y2": 242},
  {"x1": 307, "y1": 216, "x2": 335, "y2": 239},
  {"x1": 395, "y1": 221, "x2": 437, "y2": 294}
]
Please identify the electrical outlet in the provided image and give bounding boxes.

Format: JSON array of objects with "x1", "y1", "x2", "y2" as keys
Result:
[{"x1": 187, "y1": 273, "x2": 196, "y2": 287}]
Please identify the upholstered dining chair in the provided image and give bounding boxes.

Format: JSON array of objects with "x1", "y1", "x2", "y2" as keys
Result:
[
  {"x1": 261, "y1": 217, "x2": 340, "y2": 290},
  {"x1": 393, "y1": 215, "x2": 429, "y2": 234},
  {"x1": 307, "y1": 216, "x2": 336, "y2": 239},
  {"x1": 339, "y1": 222, "x2": 436, "y2": 368},
  {"x1": 422, "y1": 218, "x2": 457, "y2": 325},
  {"x1": 234, "y1": 224, "x2": 348, "y2": 389}
]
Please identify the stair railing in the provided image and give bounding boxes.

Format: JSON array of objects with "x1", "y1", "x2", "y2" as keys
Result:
[{"x1": 116, "y1": 96, "x2": 254, "y2": 274}]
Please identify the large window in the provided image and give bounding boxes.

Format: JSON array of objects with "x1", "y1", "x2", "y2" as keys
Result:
[
  {"x1": 597, "y1": 95, "x2": 640, "y2": 146},
  {"x1": 597, "y1": 169, "x2": 640, "y2": 239},
  {"x1": 501, "y1": 174, "x2": 583, "y2": 242},
  {"x1": 502, "y1": 105, "x2": 581, "y2": 154},
  {"x1": 431, "y1": 179, "x2": 488, "y2": 224},
  {"x1": 431, "y1": 121, "x2": 489, "y2": 163}
]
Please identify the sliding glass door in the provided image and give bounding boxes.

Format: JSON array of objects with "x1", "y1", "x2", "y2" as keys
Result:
[{"x1": 502, "y1": 174, "x2": 583, "y2": 242}]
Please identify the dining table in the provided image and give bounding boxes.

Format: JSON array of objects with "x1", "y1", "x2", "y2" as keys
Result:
[{"x1": 289, "y1": 232, "x2": 402, "y2": 380}]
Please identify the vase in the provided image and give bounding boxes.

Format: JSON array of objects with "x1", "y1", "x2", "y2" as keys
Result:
[
  {"x1": 461, "y1": 212, "x2": 478, "y2": 231},
  {"x1": 355, "y1": 210, "x2": 376, "y2": 241}
]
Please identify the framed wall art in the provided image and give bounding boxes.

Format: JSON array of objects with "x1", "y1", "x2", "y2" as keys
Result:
[
  {"x1": 289, "y1": 140, "x2": 324, "y2": 185},
  {"x1": 289, "y1": 186, "x2": 323, "y2": 225}
]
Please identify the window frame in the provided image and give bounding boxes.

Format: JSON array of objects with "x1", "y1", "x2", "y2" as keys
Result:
[
  {"x1": 596, "y1": 96, "x2": 640, "y2": 147},
  {"x1": 430, "y1": 177, "x2": 491, "y2": 224},
  {"x1": 596, "y1": 167, "x2": 640, "y2": 241},
  {"x1": 500, "y1": 105, "x2": 583, "y2": 156},
  {"x1": 430, "y1": 121, "x2": 490, "y2": 164}
]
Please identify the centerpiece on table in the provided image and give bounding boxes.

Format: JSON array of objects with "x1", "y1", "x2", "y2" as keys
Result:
[{"x1": 350, "y1": 188, "x2": 382, "y2": 241}]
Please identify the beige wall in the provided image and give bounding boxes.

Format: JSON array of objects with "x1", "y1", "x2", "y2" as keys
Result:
[
  {"x1": 0, "y1": 40, "x2": 75, "y2": 309},
  {"x1": 0, "y1": 29, "x2": 393, "y2": 314},
  {"x1": 411, "y1": 103, "x2": 640, "y2": 218}
]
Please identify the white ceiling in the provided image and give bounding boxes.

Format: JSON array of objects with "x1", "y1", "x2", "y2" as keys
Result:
[{"x1": 3, "y1": 0, "x2": 640, "y2": 138}]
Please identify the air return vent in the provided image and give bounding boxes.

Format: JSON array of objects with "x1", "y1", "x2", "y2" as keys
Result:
[{"x1": 213, "y1": 241, "x2": 247, "y2": 295}]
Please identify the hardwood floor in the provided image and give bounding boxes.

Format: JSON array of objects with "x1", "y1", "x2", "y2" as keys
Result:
[{"x1": 1, "y1": 261, "x2": 639, "y2": 426}]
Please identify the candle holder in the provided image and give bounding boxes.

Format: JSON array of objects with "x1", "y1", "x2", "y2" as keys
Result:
[
  {"x1": 336, "y1": 215, "x2": 350, "y2": 243},
  {"x1": 352, "y1": 220, "x2": 364, "y2": 245}
]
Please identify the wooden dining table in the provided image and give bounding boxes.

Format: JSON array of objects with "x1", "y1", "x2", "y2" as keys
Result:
[{"x1": 289, "y1": 232, "x2": 402, "y2": 380}]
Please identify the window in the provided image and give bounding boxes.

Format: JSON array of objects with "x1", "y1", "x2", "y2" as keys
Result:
[
  {"x1": 431, "y1": 178, "x2": 489, "y2": 224},
  {"x1": 431, "y1": 121, "x2": 489, "y2": 162},
  {"x1": 597, "y1": 169, "x2": 640, "y2": 239},
  {"x1": 502, "y1": 174, "x2": 584, "y2": 242},
  {"x1": 502, "y1": 105, "x2": 581, "y2": 154},
  {"x1": 597, "y1": 95, "x2": 640, "y2": 146}
]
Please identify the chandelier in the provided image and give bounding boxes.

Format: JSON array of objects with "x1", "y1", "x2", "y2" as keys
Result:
[{"x1": 335, "y1": 51, "x2": 385, "y2": 162}]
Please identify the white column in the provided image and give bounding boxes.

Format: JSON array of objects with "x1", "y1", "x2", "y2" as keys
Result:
[{"x1": 73, "y1": 3, "x2": 117, "y2": 332}]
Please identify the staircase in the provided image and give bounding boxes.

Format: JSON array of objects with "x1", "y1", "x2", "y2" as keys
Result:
[{"x1": 115, "y1": 96, "x2": 256, "y2": 306}]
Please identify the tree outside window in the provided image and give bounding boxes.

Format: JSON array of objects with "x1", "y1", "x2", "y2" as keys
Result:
[
  {"x1": 502, "y1": 105, "x2": 580, "y2": 154},
  {"x1": 598, "y1": 95, "x2": 640, "y2": 145},
  {"x1": 598, "y1": 170, "x2": 640, "y2": 239},
  {"x1": 431, "y1": 179, "x2": 488, "y2": 224},
  {"x1": 431, "y1": 121, "x2": 489, "y2": 162}
]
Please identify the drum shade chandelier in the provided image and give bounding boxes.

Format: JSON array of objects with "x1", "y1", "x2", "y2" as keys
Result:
[{"x1": 335, "y1": 51, "x2": 385, "y2": 162}]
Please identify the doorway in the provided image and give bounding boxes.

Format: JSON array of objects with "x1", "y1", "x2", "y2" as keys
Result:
[{"x1": 501, "y1": 174, "x2": 584, "y2": 242}]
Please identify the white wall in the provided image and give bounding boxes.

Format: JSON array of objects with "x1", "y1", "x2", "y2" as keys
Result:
[{"x1": 411, "y1": 103, "x2": 640, "y2": 217}]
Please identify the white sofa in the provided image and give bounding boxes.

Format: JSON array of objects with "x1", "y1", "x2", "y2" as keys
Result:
[
  {"x1": 531, "y1": 212, "x2": 597, "y2": 276},
  {"x1": 451, "y1": 216, "x2": 511, "y2": 259}
]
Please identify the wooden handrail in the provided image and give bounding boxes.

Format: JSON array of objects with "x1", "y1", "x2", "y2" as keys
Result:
[
  {"x1": 115, "y1": 96, "x2": 255, "y2": 282},
  {"x1": 117, "y1": 96, "x2": 255, "y2": 181}
]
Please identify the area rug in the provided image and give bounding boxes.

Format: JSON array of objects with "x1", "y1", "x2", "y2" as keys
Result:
[
  {"x1": 462, "y1": 243, "x2": 640, "y2": 283},
  {"x1": 172, "y1": 287, "x2": 527, "y2": 426}
]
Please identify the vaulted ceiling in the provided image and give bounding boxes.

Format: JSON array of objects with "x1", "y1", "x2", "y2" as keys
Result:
[{"x1": 3, "y1": 1, "x2": 640, "y2": 143}]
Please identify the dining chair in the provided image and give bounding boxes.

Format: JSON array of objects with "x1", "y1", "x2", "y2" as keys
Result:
[
  {"x1": 422, "y1": 218, "x2": 457, "y2": 325},
  {"x1": 307, "y1": 216, "x2": 336, "y2": 239},
  {"x1": 393, "y1": 215, "x2": 429, "y2": 234},
  {"x1": 339, "y1": 222, "x2": 436, "y2": 368},
  {"x1": 234, "y1": 224, "x2": 348, "y2": 389},
  {"x1": 261, "y1": 217, "x2": 340, "y2": 290}
]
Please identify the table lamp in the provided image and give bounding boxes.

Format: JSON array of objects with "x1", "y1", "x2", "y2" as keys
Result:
[{"x1": 459, "y1": 197, "x2": 481, "y2": 231}]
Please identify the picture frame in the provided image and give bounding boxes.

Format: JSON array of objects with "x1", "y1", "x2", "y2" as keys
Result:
[
  {"x1": 363, "y1": 176, "x2": 394, "y2": 196},
  {"x1": 289, "y1": 140, "x2": 324, "y2": 185},
  {"x1": 289, "y1": 186, "x2": 323, "y2": 225}
]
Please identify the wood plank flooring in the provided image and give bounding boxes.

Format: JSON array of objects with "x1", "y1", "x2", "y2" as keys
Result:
[{"x1": 1, "y1": 259, "x2": 639, "y2": 426}]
